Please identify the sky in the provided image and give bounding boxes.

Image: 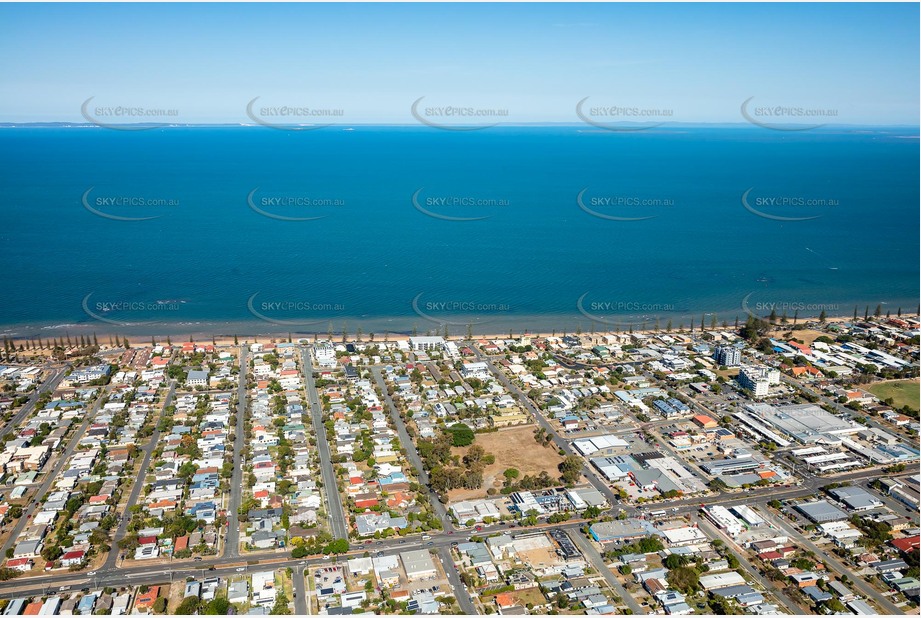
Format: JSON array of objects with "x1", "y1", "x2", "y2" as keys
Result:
[{"x1": 0, "y1": 2, "x2": 918, "y2": 125}]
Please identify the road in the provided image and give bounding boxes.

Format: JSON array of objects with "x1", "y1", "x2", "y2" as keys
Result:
[
  {"x1": 436, "y1": 545, "x2": 477, "y2": 614},
  {"x1": 0, "y1": 367, "x2": 67, "y2": 440},
  {"x1": 370, "y1": 365, "x2": 454, "y2": 532},
  {"x1": 695, "y1": 515, "x2": 803, "y2": 614},
  {"x1": 1, "y1": 381, "x2": 112, "y2": 554},
  {"x1": 225, "y1": 345, "x2": 248, "y2": 557},
  {"x1": 566, "y1": 529, "x2": 643, "y2": 614},
  {"x1": 757, "y1": 502, "x2": 905, "y2": 614},
  {"x1": 0, "y1": 532, "x2": 469, "y2": 599},
  {"x1": 471, "y1": 346, "x2": 623, "y2": 508},
  {"x1": 106, "y1": 379, "x2": 177, "y2": 568},
  {"x1": 292, "y1": 566, "x2": 308, "y2": 615},
  {"x1": 299, "y1": 345, "x2": 348, "y2": 540},
  {"x1": 0, "y1": 516, "x2": 587, "y2": 597}
]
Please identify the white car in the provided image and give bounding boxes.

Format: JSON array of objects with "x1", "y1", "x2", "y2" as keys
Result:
[{"x1": 235, "y1": 567, "x2": 245, "y2": 572}]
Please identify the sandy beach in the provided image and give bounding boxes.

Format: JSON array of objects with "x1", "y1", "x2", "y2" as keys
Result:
[{"x1": 4, "y1": 312, "x2": 910, "y2": 355}]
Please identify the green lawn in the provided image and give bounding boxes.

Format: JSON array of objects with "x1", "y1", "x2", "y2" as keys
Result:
[{"x1": 867, "y1": 380, "x2": 920, "y2": 412}]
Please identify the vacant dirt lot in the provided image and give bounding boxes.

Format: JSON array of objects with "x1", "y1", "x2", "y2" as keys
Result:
[
  {"x1": 447, "y1": 425, "x2": 569, "y2": 502},
  {"x1": 778, "y1": 328, "x2": 831, "y2": 346}
]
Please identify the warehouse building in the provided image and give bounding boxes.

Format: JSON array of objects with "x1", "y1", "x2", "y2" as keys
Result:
[
  {"x1": 589, "y1": 519, "x2": 662, "y2": 543},
  {"x1": 400, "y1": 549, "x2": 437, "y2": 580},
  {"x1": 828, "y1": 486, "x2": 884, "y2": 512},
  {"x1": 703, "y1": 506, "x2": 745, "y2": 537},
  {"x1": 795, "y1": 500, "x2": 848, "y2": 523}
]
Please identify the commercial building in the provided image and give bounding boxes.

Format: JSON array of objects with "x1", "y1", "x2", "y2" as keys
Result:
[
  {"x1": 828, "y1": 486, "x2": 884, "y2": 512},
  {"x1": 701, "y1": 457, "x2": 761, "y2": 477},
  {"x1": 743, "y1": 403, "x2": 857, "y2": 444},
  {"x1": 692, "y1": 415, "x2": 718, "y2": 429},
  {"x1": 400, "y1": 549, "x2": 437, "y2": 580},
  {"x1": 795, "y1": 500, "x2": 848, "y2": 523},
  {"x1": 572, "y1": 434, "x2": 629, "y2": 456},
  {"x1": 703, "y1": 506, "x2": 745, "y2": 537},
  {"x1": 661, "y1": 526, "x2": 708, "y2": 546},
  {"x1": 589, "y1": 519, "x2": 662, "y2": 543}
]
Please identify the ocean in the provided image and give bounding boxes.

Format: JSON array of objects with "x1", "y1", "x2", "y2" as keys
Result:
[{"x1": 0, "y1": 125, "x2": 918, "y2": 338}]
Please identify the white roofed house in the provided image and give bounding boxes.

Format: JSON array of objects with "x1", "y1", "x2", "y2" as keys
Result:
[
  {"x1": 186, "y1": 369, "x2": 209, "y2": 387},
  {"x1": 251, "y1": 571, "x2": 277, "y2": 606},
  {"x1": 461, "y1": 362, "x2": 490, "y2": 380}
]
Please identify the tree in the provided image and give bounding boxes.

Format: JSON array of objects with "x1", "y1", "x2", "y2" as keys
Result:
[
  {"x1": 463, "y1": 444, "x2": 486, "y2": 467},
  {"x1": 664, "y1": 553, "x2": 688, "y2": 569},
  {"x1": 447, "y1": 423, "x2": 475, "y2": 447},
  {"x1": 710, "y1": 595, "x2": 741, "y2": 615},
  {"x1": 0, "y1": 567, "x2": 21, "y2": 581},
  {"x1": 270, "y1": 591, "x2": 291, "y2": 615},
  {"x1": 204, "y1": 598, "x2": 231, "y2": 614},
  {"x1": 291, "y1": 546, "x2": 309, "y2": 559},
  {"x1": 178, "y1": 461, "x2": 197, "y2": 479},
  {"x1": 823, "y1": 598, "x2": 846, "y2": 613},
  {"x1": 503, "y1": 468, "x2": 520, "y2": 481},
  {"x1": 666, "y1": 566, "x2": 700, "y2": 594},
  {"x1": 152, "y1": 597, "x2": 167, "y2": 613},
  {"x1": 559, "y1": 455, "x2": 583, "y2": 485},
  {"x1": 323, "y1": 538, "x2": 350, "y2": 554}
]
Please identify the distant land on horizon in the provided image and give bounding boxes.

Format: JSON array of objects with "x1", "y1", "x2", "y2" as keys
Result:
[{"x1": 1, "y1": 122, "x2": 919, "y2": 130}]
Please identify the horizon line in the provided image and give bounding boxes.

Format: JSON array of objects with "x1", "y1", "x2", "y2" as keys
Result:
[{"x1": 1, "y1": 121, "x2": 919, "y2": 129}]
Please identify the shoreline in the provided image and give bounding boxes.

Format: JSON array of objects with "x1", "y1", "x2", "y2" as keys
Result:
[{"x1": 2, "y1": 313, "x2": 912, "y2": 350}]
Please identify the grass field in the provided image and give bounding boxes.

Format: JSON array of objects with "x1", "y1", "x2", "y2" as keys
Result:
[
  {"x1": 447, "y1": 425, "x2": 567, "y2": 502},
  {"x1": 867, "y1": 379, "x2": 920, "y2": 412}
]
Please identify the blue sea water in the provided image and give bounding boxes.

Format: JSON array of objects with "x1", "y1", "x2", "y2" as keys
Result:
[{"x1": 0, "y1": 125, "x2": 918, "y2": 338}]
